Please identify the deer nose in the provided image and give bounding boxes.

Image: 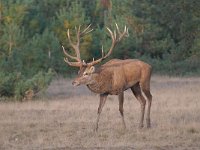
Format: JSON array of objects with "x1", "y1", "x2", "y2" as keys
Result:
[{"x1": 72, "y1": 80, "x2": 79, "y2": 86}]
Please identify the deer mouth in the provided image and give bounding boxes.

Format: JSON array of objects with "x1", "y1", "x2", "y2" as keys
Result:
[{"x1": 72, "y1": 81, "x2": 80, "y2": 86}]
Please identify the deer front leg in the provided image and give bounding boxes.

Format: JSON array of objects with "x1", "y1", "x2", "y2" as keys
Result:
[
  {"x1": 118, "y1": 92, "x2": 126, "y2": 129},
  {"x1": 95, "y1": 94, "x2": 108, "y2": 131}
]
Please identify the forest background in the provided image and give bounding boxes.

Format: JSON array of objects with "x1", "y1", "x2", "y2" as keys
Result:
[{"x1": 0, "y1": 0, "x2": 199, "y2": 100}]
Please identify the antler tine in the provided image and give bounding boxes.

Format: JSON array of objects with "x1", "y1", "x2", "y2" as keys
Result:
[
  {"x1": 67, "y1": 26, "x2": 81, "y2": 61},
  {"x1": 67, "y1": 28, "x2": 81, "y2": 58},
  {"x1": 63, "y1": 24, "x2": 96, "y2": 67},
  {"x1": 124, "y1": 26, "x2": 128, "y2": 36},
  {"x1": 87, "y1": 45, "x2": 105, "y2": 66},
  {"x1": 67, "y1": 29, "x2": 75, "y2": 49},
  {"x1": 118, "y1": 25, "x2": 129, "y2": 41},
  {"x1": 101, "y1": 45, "x2": 104, "y2": 57},
  {"x1": 114, "y1": 30, "x2": 117, "y2": 41},
  {"x1": 85, "y1": 28, "x2": 93, "y2": 34},
  {"x1": 82, "y1": 24, "x2": 91, "y2": 33},
  {"x1": 115, "y1": 23, "x2": 121, "y2": 35},
  {"x1": 102, "y1": 27, "x2": 117, "y2": 59},
  {"x1": 81, "y1": 24, "x2": 93, "y2": 36},
  {"x1": 106, "y1": 27, "x2": 115, "y2": 41},
  {"x1": 62, "y1": 27, "x2": 84, "y2": 67},
  {"x1": 115, "y1": 23, "x2": 119, "y2": 31},
  {"x1": 63, "y1": 57, "x2": 82, "y2": 67},
  {"x1": 74, "y1": 25, "x2": 82, "y2": 61},
  {"x1": 63, "y1": 23, "x2": 128, "y2": 67},
  {"x1": 76, "y1": 25, "x2": 81, "y2": 46},
  {"x1": 62, "y1": 45, "x2": 79, "y2": 61},
  {"x1": 126, "y1": 27, "x2": 129, "y2": 37},
  {"x1": 115, "y1": 23, "x2": 129, "y2": 40},
  {"x1": 87, "y1": 24, "x2": 128, "y2": 66}
]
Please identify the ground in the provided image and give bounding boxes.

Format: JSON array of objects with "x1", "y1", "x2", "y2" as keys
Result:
[{"x1": 0, "y1": 76, "x2": 200, "y2": 150}]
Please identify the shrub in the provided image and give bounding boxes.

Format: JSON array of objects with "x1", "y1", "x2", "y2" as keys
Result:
[
  {"x1": 0, "y1": 72, "x2": 21, "y2": 97},
  {"x1": 0, "y1": 69, "x2": 54, "y2": 101}
]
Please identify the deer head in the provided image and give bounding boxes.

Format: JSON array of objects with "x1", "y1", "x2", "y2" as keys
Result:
[{"x1": 62, "y1": 24, "x2": 129, "y2": 86}]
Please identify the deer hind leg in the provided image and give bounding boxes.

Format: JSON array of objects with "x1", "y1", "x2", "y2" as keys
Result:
[
  {"x1": 131, "y1": 83, "x2": 146, "y2": 128},
  {"x1": 140, "y1": 80, "x2": 152, "y2": 128},
  {"x1": 118, "y1": 92, "x2": 126, "y2": 129},
  {"x1": 95, "y1": 94, "x2": 108, "y2": 132}
]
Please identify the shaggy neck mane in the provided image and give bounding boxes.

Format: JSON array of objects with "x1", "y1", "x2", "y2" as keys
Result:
[{"x1": 87, "y1": 67, "x2": 112, "y2": 94}]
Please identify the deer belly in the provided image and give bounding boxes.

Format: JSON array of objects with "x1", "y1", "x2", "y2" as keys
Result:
[
  {"x1": 111, "y1": 74, "x2": 124, "y2": 94},
  {"x1": 110, "y1": 68, "x2": 136, "y2": 94},
  {"x1": 109, "y1": 89, "x2": 123, "y2": 95}
]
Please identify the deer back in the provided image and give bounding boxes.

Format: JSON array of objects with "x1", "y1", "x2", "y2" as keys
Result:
[{"x1": 87, "y1": 59, "x2": 150, "y2": 95}]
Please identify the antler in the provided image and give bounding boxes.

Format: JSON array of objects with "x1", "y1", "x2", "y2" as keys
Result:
[
  {"x1": 62, "y1": 24, "x2": 93, "y2": 67},
  {"x1": 62, "y1": 23, "x2": 128, "y2": 67},
  {"x1": 87, "y1": 23, "x2": 129, "y2": 66}
]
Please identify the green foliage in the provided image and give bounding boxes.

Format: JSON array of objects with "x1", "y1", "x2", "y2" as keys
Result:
[
  {"x1": 0, "y1": 0, "x2": 27, "y2": 57},
  {"x1": 22, "y1": 29, "x2": 62, "y2": 75},
  {"x1": 52, "y1": 0, "x2": 95, "y2": 67},
  {"x1": 14, "y1": 69, "x2": 54, "y2": 100},
  {"x1": 0, "y1": 69, "x2": 54, "y2": 100},
  {"x1": 0, "y1": 23, "x2": 25, "y2": 57},
  {"x1": 0, "y1": 72, "x2": 21, "y2": 97},
  {"x1": 0, "y1": 0, "x2": 200, "y2": 100},
  {"x1": 141, "y1": 55, "x2": 200, "y2": 76}
]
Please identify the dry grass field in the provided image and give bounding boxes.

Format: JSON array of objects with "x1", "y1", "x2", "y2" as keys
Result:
[{"x1": 0, "y1": 76, "x2": 200, "y2": 150}]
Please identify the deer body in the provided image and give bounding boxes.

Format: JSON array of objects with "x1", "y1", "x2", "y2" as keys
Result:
[
  {"x1": 83, "y1": 59, "x2": 151, "y2": 95},
  {"x1": 62, "y1": 24, "x2": 152, "y2": 131}
]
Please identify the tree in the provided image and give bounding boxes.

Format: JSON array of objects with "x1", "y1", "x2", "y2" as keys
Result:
[{"x1": 0, "y1": 0, "x2": 27, "y2": 57}]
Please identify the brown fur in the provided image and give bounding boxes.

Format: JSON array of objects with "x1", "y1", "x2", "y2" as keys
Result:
[
  {"x1": 73, "y1": 58, "x2": 152, "y2": 131},
  {"x1": 63, "y1": 24, "x2": 152, "y2": 131}
]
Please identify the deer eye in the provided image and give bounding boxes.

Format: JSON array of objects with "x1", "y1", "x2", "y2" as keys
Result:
[{"x1": 83, "y1": 72, "x2": 88, "y2": 76}]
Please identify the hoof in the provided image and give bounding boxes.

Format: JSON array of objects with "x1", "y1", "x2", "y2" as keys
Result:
[
  {"x1": 94, "y1": 127, "x2": 98, "y2": 132},
  {"x1": 123, "y1": 126, "x2": 127, "y2": 131},
  {"x1": 147, "y1": 124, "x2": 151, "y2": 128},
  {"x1": 122, "y1": 123, "x2": 126, "y2": 130},
  {"x1": 146, "y1": 119, "x2": 151, "y2": 128},
  {"x1": 139, "y1": 124, "x2": 144, "y2": 129}
]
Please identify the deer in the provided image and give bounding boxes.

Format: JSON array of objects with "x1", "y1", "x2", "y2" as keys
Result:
[{"x1": 62, "y1": 24, "x2": 152, "y2": 131}]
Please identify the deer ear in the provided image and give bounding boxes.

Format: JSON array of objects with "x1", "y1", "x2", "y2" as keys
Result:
[{"x1": 89, "y1": 66, "x2": 95, "y2": 73}]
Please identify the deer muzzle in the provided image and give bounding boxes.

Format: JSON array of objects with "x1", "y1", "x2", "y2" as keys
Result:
[{"x1": 72, "y1": 80, "x2": 80, "y2": 86}]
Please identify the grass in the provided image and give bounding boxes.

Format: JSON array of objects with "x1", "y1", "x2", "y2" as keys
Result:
[{"x1": 0, "y1": 76, "x2": 200, "y2": 150}]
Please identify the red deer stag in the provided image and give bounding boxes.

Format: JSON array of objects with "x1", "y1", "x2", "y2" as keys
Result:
[{"x1": 62, "y1": 24, "x2": 152, "y2": 131}]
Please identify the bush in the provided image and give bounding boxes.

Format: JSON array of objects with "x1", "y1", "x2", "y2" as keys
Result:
[
  {"x1": 141, "y1": 56, "x2": 200, "y2": 76},
  {"x1": 0, "y1": 69, "x2": 54, "y2": 101},
  {"x1": 0, "y1": 72, "x2": 22, "y2": 97}
]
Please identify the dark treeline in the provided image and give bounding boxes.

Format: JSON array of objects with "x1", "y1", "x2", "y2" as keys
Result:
[{"x1": 0, "y1": 0, "x2": 200, "y2": 100}]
